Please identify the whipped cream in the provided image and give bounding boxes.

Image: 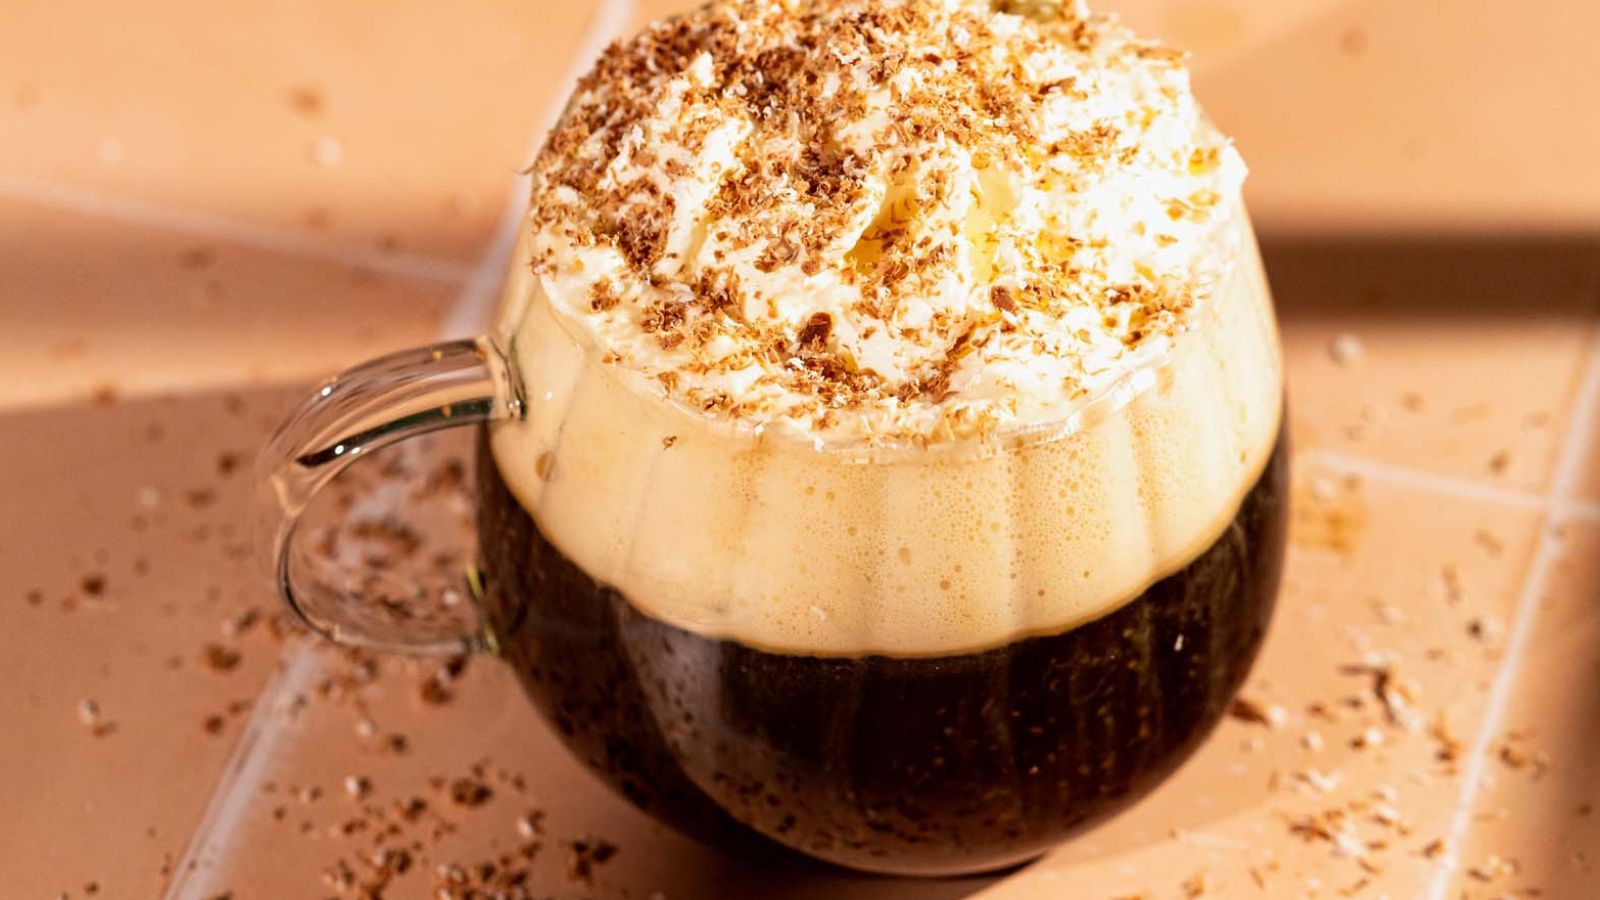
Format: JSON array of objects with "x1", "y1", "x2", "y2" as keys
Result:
[{"x1": 512, "y1": 0, "x2": 1246, "y2": 445}]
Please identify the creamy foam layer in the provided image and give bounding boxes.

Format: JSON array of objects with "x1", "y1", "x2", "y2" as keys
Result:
[
  {"x1": 489, "y1": 0, "x2": 1282, "y2": 655},
  {"x1": 525, "y1": 0, "x2": 1248, "y2": 444},
  {"x1": 488, "y1": 210, "x2": 1281, "y2": 656}
]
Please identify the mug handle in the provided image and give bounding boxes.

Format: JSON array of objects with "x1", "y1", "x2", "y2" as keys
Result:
[{"x1": 257, "y1": 337, "x2": 520, "y2": 655}]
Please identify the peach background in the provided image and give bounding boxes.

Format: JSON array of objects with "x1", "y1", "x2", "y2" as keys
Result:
[{"x1": 2, "y1": 1, "x2": 1598, "y2": 898}]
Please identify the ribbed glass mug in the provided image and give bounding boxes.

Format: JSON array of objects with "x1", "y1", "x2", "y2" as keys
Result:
[{"x1": 260, "y1": 211, "x2": 1287, "y2": 876}]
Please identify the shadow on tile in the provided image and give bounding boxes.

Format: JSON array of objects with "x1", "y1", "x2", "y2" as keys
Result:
[
  {"x1": 1262, "y1": 232, "x2": 1600, "y2": 493},
  {"x1": 1263, "y1": 234, "x2": 1600, "y2": 321}
]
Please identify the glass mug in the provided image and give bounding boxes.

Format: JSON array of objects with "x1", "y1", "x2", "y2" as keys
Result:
[{"x1": 260, "y1": 211, "x2": 1287, "y2": 876}]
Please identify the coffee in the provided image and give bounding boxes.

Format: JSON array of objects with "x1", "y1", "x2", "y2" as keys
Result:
[
  {"x1": 478, "y1": 427, "x2": 1284, "y2": 873},
  {"x1": 472, "y1": 0, "x2": 1287, "y2": 874}
]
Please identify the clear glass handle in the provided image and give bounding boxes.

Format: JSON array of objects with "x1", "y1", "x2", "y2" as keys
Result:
[{"x1": 258, "y1": 338, "x2": 519, "y2": 654}]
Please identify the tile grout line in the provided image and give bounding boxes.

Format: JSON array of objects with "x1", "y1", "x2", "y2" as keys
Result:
[
  {"x1": 0, "y1": 170, "x2": 474, "y2": 284},
  {"x1": 159, "y1": 642, "x2": 326, "y2": 900},
  {"x1": 1304, "y1": 451, "x2": 1600, "y2": 524},
  {"x1": 1301, "y1": 448, "x2": 1551, "y2": 514},
  {"x1": 157, "y1": 2, "x2": 638, "y2": 897},
  {"x1": 1424, "y1": 321, "x2": 1600, "y2": 900}
]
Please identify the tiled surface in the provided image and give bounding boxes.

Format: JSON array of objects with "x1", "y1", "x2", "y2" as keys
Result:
[
  {"x1": 1269, "y1": 238, "x2": 1600, "y2": 494},
  {"x1": 0, "y1": 387, "x2": 295, "y2": 899},
  {"x1": 1576, "y1": 381, "x2": 1600, "y2": 505},
  {"x1": 4, "y1": 1, "x2": 1600, "y2": 898},
  {"x1": 0, "y1": 196, "x2": 454, "y2": 411},
  {"x1": 1195, "y1": 0, "x2": 1600, "y2": 235},
  {"x1": 0, "y1": 1, "x2": 598, "y2": 261},
  {"x1": 1445, "y1": 521, "x2": 1600, "y2": 899}
]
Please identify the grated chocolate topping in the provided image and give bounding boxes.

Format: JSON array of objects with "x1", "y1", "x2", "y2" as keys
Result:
[{"x1": 522, "y1": 0, "x2": 1246, "y2": 444}]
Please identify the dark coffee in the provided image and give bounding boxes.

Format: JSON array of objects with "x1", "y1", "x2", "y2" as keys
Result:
[{"x1": 476, "y1": 428, "x2": 1287, "y2": 875}]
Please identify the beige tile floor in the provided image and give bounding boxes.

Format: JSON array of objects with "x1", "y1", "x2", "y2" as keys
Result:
[{"x1": 3, "y1": 1, "x2": 1599, "y2": 898}]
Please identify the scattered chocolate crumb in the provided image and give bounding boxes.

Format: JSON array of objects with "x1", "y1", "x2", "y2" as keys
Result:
[
  {"x1": 516, "y1": 810, "x2": 546, "y2": 840},
  {"x1": 79, "y1": 574, "x2": 107, "y2": 598},
  {"x1": 77, "y1": 698, "x2": 116, "y2": 738},
  {"x1": 564, "y1": 837, "x2": 618, "y2": 884},
  {"x1": 216, "y1": 451, "x2": 242, "y2": 477},
  {"x1": 287, "y1": 85, "x2": 324, "y2": 117},
  {"x1": 184, "y1": 488, "x2": 218, "y2": 509},
  {"x1": 1429, "y1": 712, "x2": 1463, "y2": 770},
  {"x1": 662, "y1": 435, "x2": 678, "y2": 449},
  {"x1": 1497, "y1": 730, "x2": 1550, "y2": 778},
  {"x1": 1340, "y1": 28, "x2": 1369, "y2": 56},
  {"x1": 202, "y1": 643, "x2": 242, "y2": 673},
  {"x1": 448, "y1": 777, "x2": 492, "y2": 808},
  {"x1": 179, "y1": 246, "x2": 216, "y2": 270},
  {"x1": 202, "y1": 714, "x2": 225, "y2": 736},
  {"x1": 1474, "y1": 529, "x2": 1505, "y2": 556},
  {"x1": 1487, "y1": 451, "x2": 1511, "y2": 475},
  {"x1": 440, "y1": 655, "x2": 469, "y2": 680},
  {"x1": 1229, "y1": 695, "x2": 1287, "y2": 729},
  {"x1": 1467, "y1": 616, "x2": 1504, "y2": 647},
  {"x1": 1351, "y1": 725, "x2": 1385, "y2": 750},
  {"x1": 397, "y1": 795, "x2": 428, "y2": 822},
  {"x1": 418, "y1": 674, "x2": 454, "y2": 706},
  {"x1": 1466, "y1": 854, "x2": 1517, "y2": 882},
  {"x1": 221, "y1": 608, "x2": 260, "y2": 637},
  {"x1": 1339, "y1": 660, "x2": 1421, "y2": 731},
  {"x1": 1439, "y1": 565, "x2": 1464, "y2": 606},
  {"x1": 344, "y1": 775, "x2": 372, "y2": 798}
]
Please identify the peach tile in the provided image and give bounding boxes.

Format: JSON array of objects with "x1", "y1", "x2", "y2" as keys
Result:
[
  {"x1": 1196, "y1": 0, "x2": 1600, "y2": 234},
  {"x1": 0, "y1": 386, "x2": 302, "y2": 899},
  {"x1": 1572, "y1": 353, "x2": 1600, "y2": 506},
  {"x1": 1108, "y1": 0, "x2": 1351, "y2": 67},
  {"x1": 1273, "y1": 236, "x2": 1600, "y2": 494},
  {"x1": 631, "y1": 0, "x2": 701, "y2": 30},
  {"x1": 975, "y1": 461, "x2": 1543, "y2": 898},
  {"x1": 1443, "y1": 519, "x2": 1600, "y2": 899},
  {"x1": 0, "y1": 195, "x2": 453, "y2": 411},
  {"x1": 0, "y1": 0, "x2": 600, "y2": 261}
]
